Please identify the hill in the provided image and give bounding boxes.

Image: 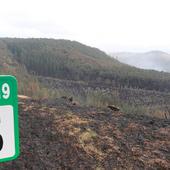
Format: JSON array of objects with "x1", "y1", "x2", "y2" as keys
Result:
[
  {"x1": 0, "y1": 97, "x2": 169, "y2": 169},
  {"x1": 112, "y1": 51, "x2": 170, "y2": 72},
  {"x1": 0, "y1": 39, "x2": 50, "y2": 98},
  {"x1": 0, "y1": 38, "x2": 170, "y2": 118},
  {"x1": 1, "y1": 38, "x2": 170, "y2": 92}
]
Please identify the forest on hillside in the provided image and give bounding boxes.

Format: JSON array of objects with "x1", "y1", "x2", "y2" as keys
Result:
[{"x1": 2, "y1": 38, "x2": 170, "y2": 92}]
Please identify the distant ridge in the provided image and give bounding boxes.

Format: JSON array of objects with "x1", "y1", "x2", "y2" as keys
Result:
[{"x1": 112, "y1": 51, "x2": 170, "y2": 72}]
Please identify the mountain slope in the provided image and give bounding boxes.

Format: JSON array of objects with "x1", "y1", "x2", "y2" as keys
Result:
[
  {"x1": 112, "y1": 51, "x2": 170, "y2": 72},
  {"x1": 2, "y1": 38, "x2": 170, "y2": 92},
  {"x1": 0, "y1": 39, "x2": 48, "y2": 98}
]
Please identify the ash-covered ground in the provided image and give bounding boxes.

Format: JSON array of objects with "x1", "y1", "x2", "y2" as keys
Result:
[{"x1": 0, "y1": 98, "x2": 169, "y2": 170}]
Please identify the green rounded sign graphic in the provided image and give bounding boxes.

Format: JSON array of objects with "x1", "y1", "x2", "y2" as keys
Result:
[{"x1": 0, "y1": 75, "x2": 19, "y2": 163}]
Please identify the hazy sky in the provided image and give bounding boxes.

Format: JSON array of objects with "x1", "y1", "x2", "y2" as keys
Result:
[{"x1": 0, "y1": 0, "x2": 170, "y2": 52}]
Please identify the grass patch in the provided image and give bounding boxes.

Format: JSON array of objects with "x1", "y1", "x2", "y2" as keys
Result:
[{"x1": 79, "y1": 128, "x2": 97, "y2": 143}]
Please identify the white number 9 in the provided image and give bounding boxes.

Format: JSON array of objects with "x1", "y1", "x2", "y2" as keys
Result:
[{"x1": 2, "y1": 83, "x2": 10, "y2": 99}]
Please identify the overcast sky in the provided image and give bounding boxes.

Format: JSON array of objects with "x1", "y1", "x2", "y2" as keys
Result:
[{"x1": 0, "y1": 0, "x2": 170, "y2": 53}]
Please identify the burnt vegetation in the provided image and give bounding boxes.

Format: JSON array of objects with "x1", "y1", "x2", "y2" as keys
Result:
[
  {"x1": 0, "y1": 98, "x2": 170, "y2": 169},
  {"x1": 0, "y1": 38, "x2": 170, "y2": 118}
]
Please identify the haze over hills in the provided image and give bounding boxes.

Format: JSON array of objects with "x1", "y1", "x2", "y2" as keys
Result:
[{"x1": 112, "y1": 51, "x2": 170, "y2": 73}]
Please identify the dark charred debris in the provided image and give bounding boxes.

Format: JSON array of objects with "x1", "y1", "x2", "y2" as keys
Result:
[{"x1": 0, "y1": 97, "x2": 169, "y2": 170}]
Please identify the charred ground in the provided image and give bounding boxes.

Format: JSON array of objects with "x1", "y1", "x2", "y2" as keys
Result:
[{"x1": 0, "y1": 97, "x2": 169, "y2": 170}]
